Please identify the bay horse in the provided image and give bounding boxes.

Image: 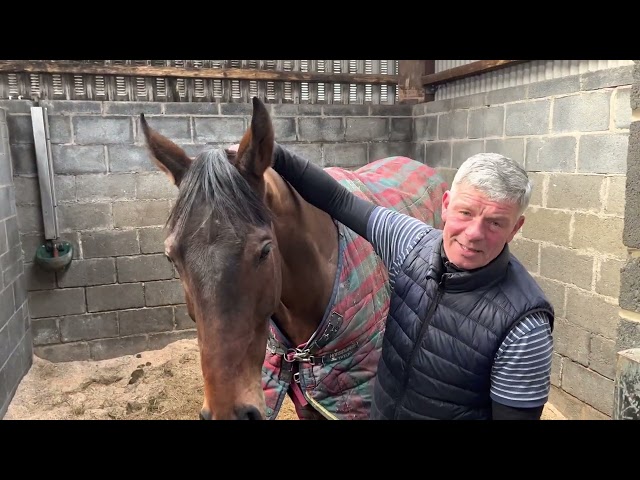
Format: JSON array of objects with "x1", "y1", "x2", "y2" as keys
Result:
[{"x1": 140, "y1": 97, "x2": 447, "y2": 420}]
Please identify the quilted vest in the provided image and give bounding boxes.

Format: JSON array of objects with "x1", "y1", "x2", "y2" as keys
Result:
[{"x1": 370, "y1": 229, "x2": 555, "y2": 420}]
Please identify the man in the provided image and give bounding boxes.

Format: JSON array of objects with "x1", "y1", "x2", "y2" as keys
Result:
[{"x1": 233, "y1": 142, "x2": 554, "y2": 420}]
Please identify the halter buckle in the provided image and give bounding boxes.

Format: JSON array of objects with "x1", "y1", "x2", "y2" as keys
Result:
[{"x1": 284, "y1": 347, "x2": 311, "y2": 363}]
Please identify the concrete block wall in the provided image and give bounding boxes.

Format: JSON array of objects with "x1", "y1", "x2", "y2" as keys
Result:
[
  {"x1": 0, "y1": 107, "x2": 32, "y2": 418},
  {"x1": 412, "y1": 65, "x2": 634, "y2": 419},
  {"x1": 3, "y1": 99, "x2": 413, "y2": 364}
]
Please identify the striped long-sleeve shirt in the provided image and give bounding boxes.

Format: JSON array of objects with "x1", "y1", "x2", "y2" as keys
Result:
[{"x1": 367, "y1": 206, "x2": 553, "y2": 409}]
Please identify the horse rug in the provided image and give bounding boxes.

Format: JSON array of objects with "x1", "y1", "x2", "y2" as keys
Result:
[{"x1": 261, "y1": 156, "x2": 447, "y2": 420}]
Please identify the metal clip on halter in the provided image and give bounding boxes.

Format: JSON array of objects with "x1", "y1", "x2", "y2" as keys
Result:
[{"x1": 284, "y1": 347, "x2": 312, "y2": 363}]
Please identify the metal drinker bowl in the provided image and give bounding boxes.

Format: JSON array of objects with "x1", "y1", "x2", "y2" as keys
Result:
[{"x1": 34, "y1": 241, "x2": 73, "y2": 272}]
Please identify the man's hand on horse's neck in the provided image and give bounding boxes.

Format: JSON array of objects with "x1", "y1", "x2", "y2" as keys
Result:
[{"x1": 225, "y1": 143, "x2": 239, "y2": 163}]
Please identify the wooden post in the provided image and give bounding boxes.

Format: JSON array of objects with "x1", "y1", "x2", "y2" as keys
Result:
[{"x1": 398, "y1": 60, "x2": 433, "y2": 104}]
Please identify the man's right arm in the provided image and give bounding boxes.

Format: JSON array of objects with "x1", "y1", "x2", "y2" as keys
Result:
[
  {"x1": 271, "y1": 143, "x2": 375, "y2": 239},
  {"x1": 272, "y1": 144, "x2": 432, "y2": 285}
]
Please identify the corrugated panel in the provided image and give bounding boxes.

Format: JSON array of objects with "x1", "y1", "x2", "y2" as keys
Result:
[
  {"x1": 434, "y1": 60, "x2": 635, "y2": 100},
  {"x1": 0, "y1": 60, "x2": 399, "y2": 104},
  {"x1": 435, "y1": 60, "x2": 477, "y2": 72}
]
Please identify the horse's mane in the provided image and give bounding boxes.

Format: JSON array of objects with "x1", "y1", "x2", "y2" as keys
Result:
[{"x1": 167, "y1": 148, "x2": 271, "y2": 240}]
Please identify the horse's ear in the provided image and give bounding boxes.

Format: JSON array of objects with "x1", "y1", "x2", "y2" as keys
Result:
[
  {"x1": 140, "y1": 113, "x2": 192, "y2": 187},
  {"x1": 239, "y1": 97, "x2": 274, "y2": 181}
]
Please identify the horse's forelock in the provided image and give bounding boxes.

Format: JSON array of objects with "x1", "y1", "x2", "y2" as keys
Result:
[{"x1": 167, "y1": 148, "x2": 272, "y2": 244}]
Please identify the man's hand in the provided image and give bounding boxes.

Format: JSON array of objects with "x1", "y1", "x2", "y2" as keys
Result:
[
  {"x1": 225, "y1": 143, "x2": 240, "y2": 160},
  {"x1": 224, "y1": 143, "x2": 240, "y2": 163},
  {"x1": 225, "y1": 142, "x2": 279, "y2": 167}
]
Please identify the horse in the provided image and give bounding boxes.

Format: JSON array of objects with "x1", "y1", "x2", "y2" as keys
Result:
[{"x1": 140, "y1": 96, "x2": 447, "y2": 420}]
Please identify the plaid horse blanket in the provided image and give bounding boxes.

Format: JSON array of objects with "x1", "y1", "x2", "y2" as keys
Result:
[{"x1": 261, "y1": 156, "x2": 447, "y2": 420}]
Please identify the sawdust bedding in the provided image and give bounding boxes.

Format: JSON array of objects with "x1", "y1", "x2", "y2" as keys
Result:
[{"x1": 3, "y1": 338, "x2": 563, "y2": 420}]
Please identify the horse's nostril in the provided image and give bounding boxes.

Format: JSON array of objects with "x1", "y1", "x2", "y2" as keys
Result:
[{"x1": 236, "y1": 405, "x2": 263, "y2": 420}]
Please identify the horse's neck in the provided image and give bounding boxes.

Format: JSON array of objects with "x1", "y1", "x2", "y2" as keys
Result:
[{"x1": 264, "y1": 169, "x2": 339, "y2": 346}]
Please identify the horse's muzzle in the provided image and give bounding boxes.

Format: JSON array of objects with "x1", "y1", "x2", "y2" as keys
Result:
[{"x1": 199, "y1": 405, "x2": 263, "y2": 420}]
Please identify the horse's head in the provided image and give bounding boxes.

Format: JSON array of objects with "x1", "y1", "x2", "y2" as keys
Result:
[{"x1": 140, "y1": 97, "x2": 280, "y2": 420}]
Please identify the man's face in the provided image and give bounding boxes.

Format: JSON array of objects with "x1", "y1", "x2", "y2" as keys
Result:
[{"x1": 441, "y1": 182, "x2": 525, "y2": 270}]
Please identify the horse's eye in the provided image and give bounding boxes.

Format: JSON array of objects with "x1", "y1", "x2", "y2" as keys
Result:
[{"x1": 259, "y1": 243, "x2": 272, "y2": 260}]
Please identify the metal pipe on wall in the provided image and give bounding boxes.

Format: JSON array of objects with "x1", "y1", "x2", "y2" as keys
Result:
[
  {"x1": 30, "y1": 105, "x2": 73, "y2": 271},
  {"x1": 30, "y1": 106, "x2": 58, "y2": 240}
]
